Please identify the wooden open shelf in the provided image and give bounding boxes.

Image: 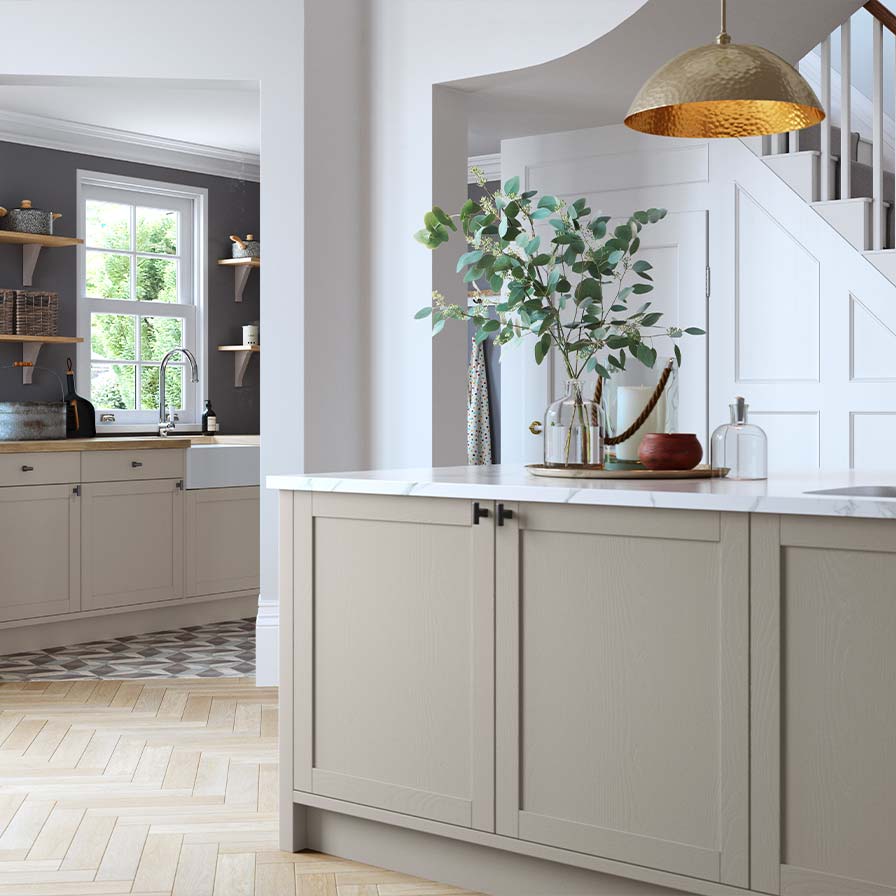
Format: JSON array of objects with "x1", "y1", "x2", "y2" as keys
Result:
[
  {"x1": 217, "y1": 257, "x2": 260, "y2": 268},
  {"x1": 0, "y1": 232, "x2": 82, "y2": 249},
  {"x1": 217, "y1": 257, "x2": 260, "y2": 302},
  {"x1": 218, "y1": 344, "x2": 259, "y2": 388},
  {"x1": 0, "y1": 334, "x2": 84, "y2": 384},
  {"x1": 0, "y1": 231, "x2": 84, "y2": 287}
]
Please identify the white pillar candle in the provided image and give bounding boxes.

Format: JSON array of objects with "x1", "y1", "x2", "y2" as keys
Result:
[{"x1": 615, "y1": 385, "x2": 666, "y2": 461}]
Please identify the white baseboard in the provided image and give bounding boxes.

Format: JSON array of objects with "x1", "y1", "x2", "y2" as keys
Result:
[{"x1": 255, "y1": 597, "x2": 279, "y2": 686}]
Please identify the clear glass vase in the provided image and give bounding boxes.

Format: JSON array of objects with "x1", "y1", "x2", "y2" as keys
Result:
[
  {"x1": 709, "y1": 396, "x2": 768, "y2": 480},
  {"x1": 544, "y1": 379, "x2": 605, "y2": 467}
]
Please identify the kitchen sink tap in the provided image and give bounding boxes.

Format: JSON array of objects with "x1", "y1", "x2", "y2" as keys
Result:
[{"x1": 158, "y1": 348, "x2": 199, "y2": 437}]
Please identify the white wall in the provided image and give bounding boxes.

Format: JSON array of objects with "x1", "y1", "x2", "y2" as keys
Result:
[
  {"x1": 364, "y1": 0, "x2": 650, "y2": 470},
  {"x1": 499, "y1": 124, "x2": 896, "y2": 472}
]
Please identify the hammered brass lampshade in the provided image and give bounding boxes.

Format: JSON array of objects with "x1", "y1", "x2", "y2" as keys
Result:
[{"x1": 625, "y1": 0, "x2": 825, "y2": 138}]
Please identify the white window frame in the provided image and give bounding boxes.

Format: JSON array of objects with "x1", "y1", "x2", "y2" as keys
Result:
[{"x1": 76, "y1": 170, "x2": 208, "y2": 431}]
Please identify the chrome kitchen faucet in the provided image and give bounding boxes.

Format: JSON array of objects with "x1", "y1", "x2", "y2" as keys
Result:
[{"x1": 158, "y1": 348, "x2": 200, "y2": 437}]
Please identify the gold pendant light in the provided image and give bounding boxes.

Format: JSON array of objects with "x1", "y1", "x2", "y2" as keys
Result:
[{"x1": 625, "y1": 0, "x2": 825, "y2": 138}]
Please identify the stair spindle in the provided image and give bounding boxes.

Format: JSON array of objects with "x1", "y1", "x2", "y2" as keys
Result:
[
  {"x1": 820, "y1": 37, "x2": 833, "y2": 201},
  {"x1": 873, "y1": 16, "x2": 885, "y2": 249},
  {"x1": 841, "y1": 19, "x2": 852, "y2": 200}
]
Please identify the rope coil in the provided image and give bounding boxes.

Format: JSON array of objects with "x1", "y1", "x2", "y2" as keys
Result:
[{"x1": 594, "y1": 359, "x2": 674, "y2": 446}]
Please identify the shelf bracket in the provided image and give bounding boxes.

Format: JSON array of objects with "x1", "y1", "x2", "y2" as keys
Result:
[
  {"x1": 233, "y1": 265, "x2": 252, "y2": 303},
  {"x1": 232, "y1": 349, "x2": 256, "y2": 387},
  {"x1": 20, "y1": 343, "x2": 42, "y2": 384},
  {"x1": 22, "y1": 245, "x2": 41, "y2": 287}
]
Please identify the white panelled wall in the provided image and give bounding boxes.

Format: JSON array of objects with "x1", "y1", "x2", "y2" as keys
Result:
[{"x1": 500, "y1": 125, "x2": 896, "y2": 472}]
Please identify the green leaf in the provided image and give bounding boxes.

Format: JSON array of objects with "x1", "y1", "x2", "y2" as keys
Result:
[
  {"x1": 607, "y1": 250, "x2": 625, "y2": 266},
  {"x1": 674, "y1": 344, "x2": 682, "y2": 366},
  {"x1": 575, "y1": 278, "x2": 602, "y2": 302},
  {"x1": 632, "y1": 283, "x2": 654, "y2": 294},
  {"x1": 684, "y1": 327, "x2": 706, "y2": 335},
  {"x1": 537, "y1": 195, "x2": 559, "y2": 210},
  {"x1": 489, "y1": 274, "x2": 504, "y2": 292},
  {"x1": 432, "y1": 318, "x2": 445, "y2": 336},
  {"x1": 503, "y1": 175, "x2": 520, "y2": 195},
  {"x1": 432, "y1": 206, "x2": 456, "y2": 231},
  {"x1": 632, "y1": 260, "x2": 653, "y2": 273},
  {"x1": 498, "y1": 215, "x2": 509, "y2": 238},
  {"x1": 629, "y1": 237, "x2": 640, "y2": 255},
  {"x1": 414, "y1": 307, "x2": 433, "y2": 319},
  {"x1": 596, "y1": 363, "x2": 611, "y2": 379},
  {"x1": 589, "y1": 216, "x2": 611, "y2": 238},
  {"x1": 546, "y1": 269, "x2": 561, "y2": 292},
  {"x1": 641, "y1": 312, "x2": 662, "y2": 326},
  {"x1": 456, "y1": 250, "x2": 485, "y2": 272},
  {"x1": 530, "y1": 208, "x2": 552, "y2": 220},
  {"x1": 482, "y1": 318, "x2": 500, "y2": 332},
  {"x1": 614, "y1": 223, "x2": 634, "y2": 242},
  {"x1": 475, "y1": 328, "x2": 490, "y2": 344},
  {"x1": 413, "y1": 229, "x2": 438, "y2": 249}
]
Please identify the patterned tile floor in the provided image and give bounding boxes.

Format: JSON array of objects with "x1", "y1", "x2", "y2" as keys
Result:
[{"x1": 0, "y1": 617, "x2": 256, "y2": 681}]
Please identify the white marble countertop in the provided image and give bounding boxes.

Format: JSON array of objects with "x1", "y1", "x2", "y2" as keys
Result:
[{"x1": 267, "y1": 465, "x2": 896, "y2": 519}]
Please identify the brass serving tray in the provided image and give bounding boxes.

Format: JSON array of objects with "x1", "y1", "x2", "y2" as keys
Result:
[{"x1": 526, "y1": 463, "x2": 729, "y2": 480}]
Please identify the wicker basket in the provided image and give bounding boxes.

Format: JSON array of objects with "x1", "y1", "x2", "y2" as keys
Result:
[
  {"x1": 0, "y1": 290, "x2": 14, "y2": 335},
  {"x1": 15, "y1": 291, "x2": 59, "y2": 336}
]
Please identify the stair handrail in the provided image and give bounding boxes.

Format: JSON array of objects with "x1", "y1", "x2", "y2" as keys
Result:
[{"x1": 864, "y1": 1, "x2": 896, "y2": 35}]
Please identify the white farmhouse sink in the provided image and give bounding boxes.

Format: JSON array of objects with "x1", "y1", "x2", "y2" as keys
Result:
[{"x1": 186, "y1": 435, "x2": 260, "y2": 489}]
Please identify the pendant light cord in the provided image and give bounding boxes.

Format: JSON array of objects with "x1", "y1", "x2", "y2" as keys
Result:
[{"x1": 718, "y1": 0, "x2": 731, "y2": 44}]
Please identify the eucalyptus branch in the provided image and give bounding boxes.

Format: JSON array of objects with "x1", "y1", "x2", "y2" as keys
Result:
[{"x1": 414, "y1": 181, "x2": 704, "y2": 382}]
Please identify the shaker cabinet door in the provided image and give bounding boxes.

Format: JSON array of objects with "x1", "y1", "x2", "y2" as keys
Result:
[
  {"x1": 292, "y1": 492, "x2": 495, "y2": 832},
  {"x1": 495, "y1": 503, "x2": 749, "y2": 887},
  {"x1": 751, "y1": 515, "x2": 896, "y2": 896},
  {"x1": 0, "y1": 483, "x2": 80, "y2": 622},
  {"x1": 81, "y1": 479, "x2": 184, "y2": 611}
]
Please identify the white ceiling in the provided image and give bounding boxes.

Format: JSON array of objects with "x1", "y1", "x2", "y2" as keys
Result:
[
  {"x1": 0, "y1": 80, "x2": 260, "y2": 155},
  {"x1": 454, "y1": 0, "x2": 866, "y2": 155}
]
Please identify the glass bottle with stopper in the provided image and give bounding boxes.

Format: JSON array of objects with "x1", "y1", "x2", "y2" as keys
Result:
[{"x1": 710, "y1": 396, "x2": 767, "y2": 479}]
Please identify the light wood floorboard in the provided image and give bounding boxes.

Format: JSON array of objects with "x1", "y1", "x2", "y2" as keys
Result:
[{"x1": 0, "y1": 678, "x2": 486, "y2": 896}]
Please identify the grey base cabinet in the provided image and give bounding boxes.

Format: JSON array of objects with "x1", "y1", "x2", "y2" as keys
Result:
[
  {"x1": 81, "y1": 479, "x2": 185, "y2": 611},
  {"x1": 186, "y1": 487, "x2": 260, "y2": 598},
  {"x1": 751, "y1": 515, "x2": 896, "y2": 896},
  {"x1": 285, "y1": 493, "x2": 896, "y2": 896},
  {"x1": 0, "y1": 483, "x2": 80, "y2": 622},
  {"x1": 292, "y1": 493, "x2": 495, "y2": 831},
  {"x1": 496, "y1": 503, "x2": 749, "y2": 887}
]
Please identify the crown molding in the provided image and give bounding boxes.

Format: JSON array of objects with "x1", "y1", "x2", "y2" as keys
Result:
[
  {"x1": 468, "y1": 153, "x2": 501, "y2": 185},
  {"x1": 0, "y1": 108, "x2": 259, "y2": 182}
]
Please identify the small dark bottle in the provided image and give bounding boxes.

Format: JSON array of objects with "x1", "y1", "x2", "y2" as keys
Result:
[{"x1": 202, "y1": 399, "x2": 218, "y2": 435}]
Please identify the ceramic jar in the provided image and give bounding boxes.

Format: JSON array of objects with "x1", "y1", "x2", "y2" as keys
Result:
[{"x1": 638, "y1": 433, "x2": 703, "y2": 470}]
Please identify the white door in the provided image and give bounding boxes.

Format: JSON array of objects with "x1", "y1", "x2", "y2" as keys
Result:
[{"x1": 501, "y1": 208, "x2": 708, "y2": 463}]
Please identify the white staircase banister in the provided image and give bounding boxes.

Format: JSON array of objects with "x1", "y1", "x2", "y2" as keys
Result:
[
  {"x1": 841, "y1": 17, "x2": 852, "y2": 201},
  {"x1": 873, "y1": 14, "x2": 885, "y2": 250},
  {"x1": 820, "y1": 37, "x2": 833, "y2": 200}
]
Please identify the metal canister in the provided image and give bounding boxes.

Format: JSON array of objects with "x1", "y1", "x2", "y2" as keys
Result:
[
  {"x1": 230, "y1": 234, "x2": 260, "y2": 258},
  {"x1": 0, "y1": 402, "x2": 66, "y2": 441}
]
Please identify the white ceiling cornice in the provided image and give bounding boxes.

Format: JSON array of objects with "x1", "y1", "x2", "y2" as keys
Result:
[
  {"x1": 468, "y1": 153, "x2": 501, "y2": 185},
  {"x1": 0, "y1": 108, "x2": 260, "y2": 182}
]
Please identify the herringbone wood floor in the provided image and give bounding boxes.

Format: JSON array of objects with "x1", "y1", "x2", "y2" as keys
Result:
[{"x1": 0, "y1": 678, "x2": 484, "y2": 896}]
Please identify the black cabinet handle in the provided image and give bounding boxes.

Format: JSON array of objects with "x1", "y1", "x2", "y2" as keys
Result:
[
  {"x1": 472, "y1": 502, "x2": 490, "y2": 525},
  {"x1": 497, "y1": 503, "x2": 514, "y2": 526},
  {"x1": 20, "y1": 465, "x2": 33, "y2": 472},
  {"x1": 131, "y1": 461, "x2": 143, "y2": 468}
]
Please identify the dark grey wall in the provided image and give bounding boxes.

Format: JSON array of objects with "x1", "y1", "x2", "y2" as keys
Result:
[{"x1": 0, "y1": 140, "x2": 260, "y2": 433}]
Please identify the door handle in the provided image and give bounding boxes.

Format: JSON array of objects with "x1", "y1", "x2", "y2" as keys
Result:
[
  {"x1": 20, "y1": 465, "x2": 34, "y2": 472},
  {"x1": 131, "y1": 461, "x2": 143, "y2": 468},
  {"x1": 472, "y1": 501, "x2": 490, "y2": 525},
  {"x1": 529, "y1": 420, "x2": 543, "y2": 435},
  {"x1": 497, "y1": 503, "x2": 514, "y2": 526}
]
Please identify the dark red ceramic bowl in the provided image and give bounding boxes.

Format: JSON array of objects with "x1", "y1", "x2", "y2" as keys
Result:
[{"x1": 637, "y1": 433, "x2": 703, "y2": 471}]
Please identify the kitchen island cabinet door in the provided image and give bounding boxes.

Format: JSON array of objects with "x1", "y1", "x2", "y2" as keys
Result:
[
  {"x1": 751, "y1": 514, "x2": 896, "y2": 896},
  {"x1": 294, "y1": 492, "x2": 495, "y2": 832},
  {"x1": 0, "y1": 484, "x2": 80, "y2": 622},
  {"x1": 81, "y1": 479, "x2": 184, "y2": 611},
  {"x1": 495, "y1": 503, "x2": 749, "y2": 887}
]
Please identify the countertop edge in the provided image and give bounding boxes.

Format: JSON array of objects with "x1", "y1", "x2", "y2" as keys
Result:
[{"x1": 265, "y1": 470, "x2": 896, "y2": 521}]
